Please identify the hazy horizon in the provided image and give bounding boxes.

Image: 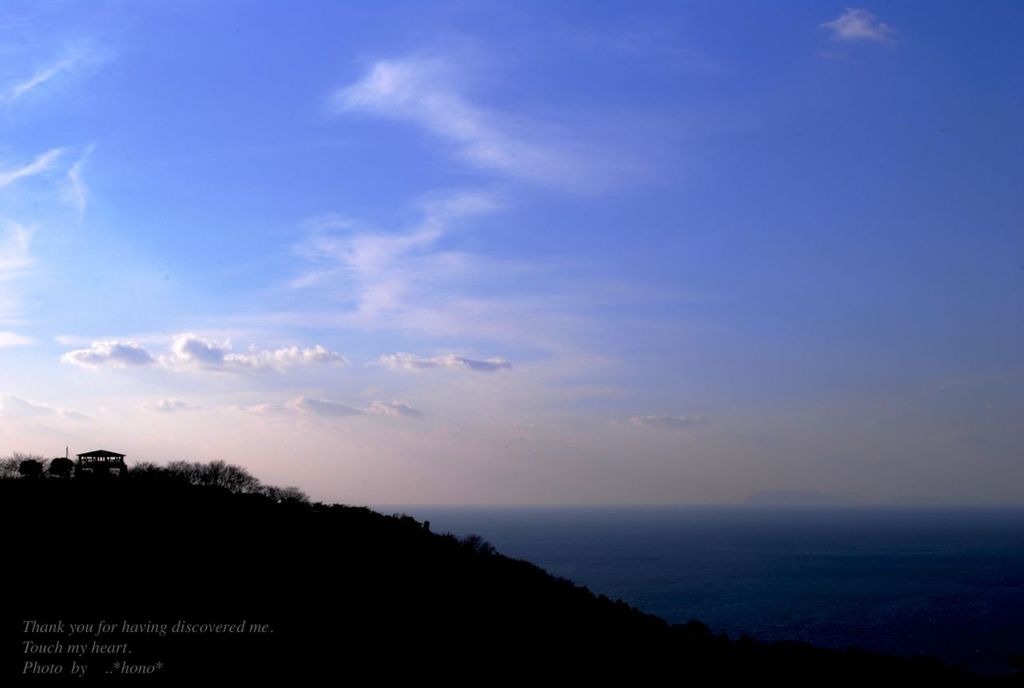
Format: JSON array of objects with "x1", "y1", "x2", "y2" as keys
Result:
[{"x1": 1, "y1": 1, "x2": 1021, "y2": 506}]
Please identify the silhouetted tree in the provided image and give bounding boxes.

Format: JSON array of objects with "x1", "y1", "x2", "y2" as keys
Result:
[
  {"x1": 261, "y1": 485, "x2": 310, "y2": 504},
  {"x1": 162, "y1": 460, "x2": 263, "y2": 494},
  {"x1": 48, "y1": 457, "x2": 74, "y2": 478},
  {"x1": 209, "y1": 461, "x2": 261, "y2": 493},
  {"x1": 200, "y1": 460, "x2": 231, "y2": 489},
  {"x1": 460, "y1": 533, "x2": 496, "y2": 555},
  {"x1": 1, "y1": 452, "x2": 45, "y2": 479},
  {"x1": 0, "y1": 457, "x2": 20, "y2": 479},
  {"x1": 165, "y1": 460, "x2": 202, "y2": 484},
  {"x1": 129, "y1": 461, "x2": 163, "y2": 475}
]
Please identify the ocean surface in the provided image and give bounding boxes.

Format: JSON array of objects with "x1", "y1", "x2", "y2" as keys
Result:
[{"x1": 379, "y1": 505, "x2": 1024, "y2": 674}]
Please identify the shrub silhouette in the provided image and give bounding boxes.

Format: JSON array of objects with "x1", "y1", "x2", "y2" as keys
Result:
[
  {"x1": 48, "y1": 457, "x2": 74, "y2": 478},
  {"x1": 18, "y1": 459, "x2": 42, "y2": 478}
]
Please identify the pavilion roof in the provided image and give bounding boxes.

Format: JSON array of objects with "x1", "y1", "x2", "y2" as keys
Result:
[{"x1": 76, "y1": 450, "x2": 126, "y2": 458}]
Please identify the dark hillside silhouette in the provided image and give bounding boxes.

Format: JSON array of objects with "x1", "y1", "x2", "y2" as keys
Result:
[{"x1": 0, "y1": 461, "x2": 997, "y2": 683}]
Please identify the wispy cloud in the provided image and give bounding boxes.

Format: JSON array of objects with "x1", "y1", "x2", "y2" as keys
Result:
[
  {"x1": 143, "y1": 398, "x2": 201, "y2": 413},
  {"x1": 235, "y1": 401, "x2": 293, "y2": 417},
  {"x1": 0, "y1": 148, "x2": 63, "y2": 188},
  {"x1": 380, "y1": 352, "x2": 512, "y2": 372},
  {"x1": 62, "y1": 144, "x2": 95, "y2": 219},
  {"x1": 821, "y1": 8, "x2": 896, "y2": 43},
  {"x1": 333, "y1": 57, "x2": 612, "y2": 191},
  {"x1": 0, "y1": 219, "x2": 34, "y2": 325},
  {"x1": 0, "y1": 220, "x2": 32, "y2": 274},
  {"x1": 0, "y1": 393, "x2": 87, "y2": 420},
  {"x1": 367, "y1": 400, "x2": 423, "y2": 418},
  {"x1": 0, "y1": 331, "x2": 34, "y2": 346},
  {"x1": 286, "y1": 191, "x2": 581, "y2": 351},
  {"x1": 2, "y1": 42, "x2": 110, "y2": 104},
  {"x1": 628, "y1": 414, "x2": 709, "y2": 429},
  {"x1": 3, "y1": 56, "x2": 76, "y2": 102},
  {"x1": 237, "y1": 397, "x2": 423, "y2": 420},
  {"x1": 293, "y1": 191, "x2": 500, "y2": 315}
]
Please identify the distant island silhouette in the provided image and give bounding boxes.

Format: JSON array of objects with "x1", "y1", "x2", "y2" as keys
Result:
[
  {"x1": 743, "y1": 489, "x2": 869, "y2": 506},
  {"x1": 0, "y1": 456, "x2": 1001, "y2": 683}
]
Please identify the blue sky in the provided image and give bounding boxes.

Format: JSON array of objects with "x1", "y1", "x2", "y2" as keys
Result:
[{"x1": 0, "y1": 1, "x2": 1021, "y2": 504}]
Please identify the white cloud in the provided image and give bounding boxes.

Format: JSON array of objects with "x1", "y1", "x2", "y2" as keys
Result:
[
  {"x1": 821, "y1": 8, "x2": 896, "y2": 43},
  {"x1": 164, "y1": 333, "x2": 226, "y2": 367},
  {"x1": 0, "y1": 331, "x2": 33, "y2": 346},
  {"x1": 143, "y1": 398, "x2": 201, "y2": 413},
  {"x1": 0, "y1": 148, "x2": 64, "y2": 188},
  {"x1": 333, "y1": 57, "x2": 606, "y2": 190},
  {"x1": 368, "y1": 400, "x2": 423, "y2": 418},
  {"x1": 61, "y1": 333, "x2": 347, "y2": 374},
  {"x1": 60, "y1": 340, "x2": 155, "y2": 369},
  {"x1": 286, "y1": 396, "x2": 363, "y2": 418},
  {"x1": 234, "y1": 344, "x2": 348, "y2": 370},
  {"x1": 0, "y1": 394, "x2": 87, "y2": 420},
  {"x1": 159, "y1": 333, "x2": 347, "y2": 372},
  {"x1": 628, "y1": 414, "x2": 709, "y2": 429},
  {"x1": 380, "y1": 352, "x2": 512, "y2": 372}
]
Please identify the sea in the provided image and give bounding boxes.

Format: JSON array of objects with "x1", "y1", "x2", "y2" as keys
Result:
[{"x1": 378, "y1": 505, "x2": 1024, "y2": 674}]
